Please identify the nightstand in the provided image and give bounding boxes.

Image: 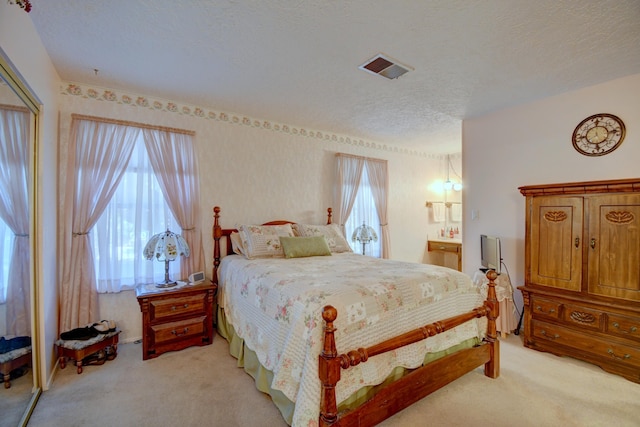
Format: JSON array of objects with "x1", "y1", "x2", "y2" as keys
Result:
[{"x1": 136, "y1": 282, "x2": 216, "y2": 360}]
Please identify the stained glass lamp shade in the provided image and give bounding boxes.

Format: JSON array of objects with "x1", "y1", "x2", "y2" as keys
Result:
[{"x1": 143, "y1": 229, "x2": 190, "y2": 288}]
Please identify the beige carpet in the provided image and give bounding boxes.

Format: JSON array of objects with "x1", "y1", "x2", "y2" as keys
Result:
[{"x1": 26, "y1": 333, "x2": 640, "y2": 427}]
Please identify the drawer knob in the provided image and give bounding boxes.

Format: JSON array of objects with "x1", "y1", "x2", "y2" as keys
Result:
[
  {"x1": 612, "y1": 322, "x2": 638, "y2": 334},
  {"x1": 171, "y1": 303, "x2": 189, "y2": 311},
  {"x1": 540, "y1": 330, "x2": 559, "y2": 339},
  {"x1": 536, "y1": 306, "x2": 555, "y2": 314},
  {"x1": 607, "y1": 349, "x2": 631, "y2": 360},
  {"x1": 171, "y1": 327, "x2": 189, "y2": 337}
]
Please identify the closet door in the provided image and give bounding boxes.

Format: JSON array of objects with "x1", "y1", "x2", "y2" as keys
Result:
[
  {"x1": 588, "y1": 194, "x2": 640, "y2": 301},
  {"x1": 530, "y1": 196, "x2": 583, "y2": 291}
]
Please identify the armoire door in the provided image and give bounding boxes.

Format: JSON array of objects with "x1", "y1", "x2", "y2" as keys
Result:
[
  {"x1": 530, "y1": 196, "x2": 583, "y2": 291},
  {"x1": 587, "y1": 194, "x2": 640, "y2": 301}
]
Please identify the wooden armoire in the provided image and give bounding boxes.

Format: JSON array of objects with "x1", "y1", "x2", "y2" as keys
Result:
[{"x1": 518, "y1": 178, "x2": 640, "y2": 383}]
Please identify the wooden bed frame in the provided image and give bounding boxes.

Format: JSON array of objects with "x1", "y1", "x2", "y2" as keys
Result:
[{"x1": 211, "y1": 206, "x2": 500, "y2": 427}]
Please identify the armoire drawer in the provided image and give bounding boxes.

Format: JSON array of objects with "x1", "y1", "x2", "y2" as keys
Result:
[
  {"x1": 532, "y1": 320, "x2": 640, "y2": 369},
  {"x1": 562, "y1": 303, "x2": 604, "y2": 331},
  {"x1": 607, "y1": 313, "x2": 640, "y2": 342},
  {"x1": 530, "y1": 296, "x2": 561, "y2": 320}
]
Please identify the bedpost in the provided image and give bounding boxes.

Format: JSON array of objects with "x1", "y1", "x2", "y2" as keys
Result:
[
  {"x1": 327, "y1": 207, "x2": 332, "y2": 225},
  {"x1": 319, "y1": 305, "x2": 341, "y2": 427},
  {"x1": 212, "y1": 206, "x2": 222, "y2": 285},
  {"x1": 483, "y1": 270, "x2": 500, "y2": 378}
]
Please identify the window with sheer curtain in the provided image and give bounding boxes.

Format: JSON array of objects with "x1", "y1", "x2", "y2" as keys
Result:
[
  {"x1": 345, "y1": 164, "x2": 381, "y2": 257},
  {"x1": 334, "y1": 153, "x2": 389, "y2": 258},
  {"x1": 91, "y1": 136, "x2": 181, "y2": 293}
]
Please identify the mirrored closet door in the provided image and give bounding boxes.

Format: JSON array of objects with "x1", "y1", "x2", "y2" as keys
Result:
[{"x1": 0, "y1": 52, "x2": 41, "y2": 427}]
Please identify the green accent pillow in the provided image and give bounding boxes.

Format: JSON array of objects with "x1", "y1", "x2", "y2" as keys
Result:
[{"x1": 280, "y1": 236, "x2": 332, "y2": 259}]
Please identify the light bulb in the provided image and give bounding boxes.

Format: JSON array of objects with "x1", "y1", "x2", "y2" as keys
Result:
[
  {"x1": 453, "y1": 182, "x2": 462, "y2": 191},
  {"x1": 443, "y1": 180, "x2": 453, "y2": 191}
]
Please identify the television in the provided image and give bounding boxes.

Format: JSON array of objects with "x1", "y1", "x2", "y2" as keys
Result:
[{"x1": 480, "y1": 234, "x2": 501, "y2": 274}]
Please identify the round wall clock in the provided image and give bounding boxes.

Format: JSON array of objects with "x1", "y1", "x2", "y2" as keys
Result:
[{"x1": 572, "y1": 113, "x2": 626, "y2": 156}]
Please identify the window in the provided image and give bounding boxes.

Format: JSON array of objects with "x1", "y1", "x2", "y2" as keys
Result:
[
  {"x1": 91, "y1": 136, "x2": 180, "y2": 293},
  {"x1": 345, "y1": 164, "x2": 381, "y2": 257}
]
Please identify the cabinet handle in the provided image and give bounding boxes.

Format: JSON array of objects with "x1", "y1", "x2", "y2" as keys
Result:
[
  {"x1": 171, "y1": 304, "x2": 189, "y2": 311},
  {"x1": 612, "y1": 322, "x2": 638, "y2": 334},
  {"x1": 540, "y1": 330, "x2": 559, "y2": 339},
  {"x1": 607, "y1": 349, "x2": 631, "y2": 360},
  {"x1": 574, "y1": 237, "x2": 579, "y2": 248},
  {"x1": 171, "y1": 327, "x2": 189, "y2": 337},
  {"x1": 590, "y1": 238, "x2": 596, "y2": 249}
]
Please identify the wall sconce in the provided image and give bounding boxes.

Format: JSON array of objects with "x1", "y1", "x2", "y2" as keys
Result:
[{"x1": 443, "y1": 154, "x2": 462, "y2": 192}]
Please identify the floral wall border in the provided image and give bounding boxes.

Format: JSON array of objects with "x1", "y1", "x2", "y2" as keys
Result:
[{"x1": 61, "y1": 81, "x2": 443, "y2": 159}]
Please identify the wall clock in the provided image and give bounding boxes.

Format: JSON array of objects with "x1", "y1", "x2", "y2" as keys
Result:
[{"x1": 572, "y1": 113, "x2": 626, "y2": 156}]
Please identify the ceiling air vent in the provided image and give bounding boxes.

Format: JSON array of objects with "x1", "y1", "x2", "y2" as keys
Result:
[{"x1": 359, "y1": 54, "x2": 413, "y2": 80}]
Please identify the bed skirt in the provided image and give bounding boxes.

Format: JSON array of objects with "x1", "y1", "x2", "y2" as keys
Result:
[{"x1": 217, "y1": 306, "x2": 481, "y2": 425}]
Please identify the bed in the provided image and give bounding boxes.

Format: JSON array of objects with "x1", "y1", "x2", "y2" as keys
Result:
[{"x1": 212, "y1": 206, "x2": 499, "y2": 426}]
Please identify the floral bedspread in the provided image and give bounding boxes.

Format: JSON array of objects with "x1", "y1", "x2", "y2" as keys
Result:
[{"x1": 218, "y1": 253, "x2": 486, "y2": 427}]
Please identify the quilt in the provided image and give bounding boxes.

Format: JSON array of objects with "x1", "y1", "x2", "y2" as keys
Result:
[{"x1": 218, "y1": 252, "x2": 486, "y2": 426}]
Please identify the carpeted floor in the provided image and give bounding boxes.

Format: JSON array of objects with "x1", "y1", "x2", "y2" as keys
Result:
[{"x1": 26, "y1": 333, "x2": 640, "y2": 427}]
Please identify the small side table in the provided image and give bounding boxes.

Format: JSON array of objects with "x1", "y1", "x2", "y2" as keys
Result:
[
  {"x1": 136, "y1": 282, "x2": 216, "y2": 360},
  {"x1": 56, "y1": 329, "x2": 121, "y2": 374},
  {"x1": 473, "y1": 271, "x2": 518, "y2": 337}
]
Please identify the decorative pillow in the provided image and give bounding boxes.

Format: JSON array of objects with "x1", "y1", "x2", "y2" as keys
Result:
[
  {"x1": 229, "y1": 232, "x2": 245, "y2": 256},
  {"x1": 238, "y1": 224, "x2": 295, "y2": 259},
  {"x1": 280, "y1": 236, "x2": 332, "y2": 259},
  {"x1": 294, "y1": 223, "x2": 353, "y2": 253}
]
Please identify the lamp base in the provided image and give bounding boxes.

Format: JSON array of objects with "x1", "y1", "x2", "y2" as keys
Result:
[{"x1": 155, "y1": 281, "x2": 178, "y2": 289}]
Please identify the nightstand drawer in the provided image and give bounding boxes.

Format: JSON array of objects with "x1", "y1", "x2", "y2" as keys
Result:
[
  {"x1": 150, "y1": 294, "x2": 206, "y2": 321},
  {"x1": 151, "y1": 316, "x2": 206, "y2": 345},
  {"x1": 531, "y1": 296, "x2": 561, "y2": 320}
]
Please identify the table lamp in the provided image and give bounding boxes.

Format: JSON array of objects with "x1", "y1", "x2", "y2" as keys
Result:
[
  {"x1": 351, "y1": 222, "x2": 378, "y2": 255},
  {"x1": 143, "y1": 229, "x2": 190, "y2": 288}
]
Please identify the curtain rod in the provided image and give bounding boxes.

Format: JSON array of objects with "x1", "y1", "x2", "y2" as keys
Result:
[
  {"x1": 71, "y1": 113, "x2": 195, "y2": 136},
  {"x1": 0, "y1": 103, "x2": 29, "y2": 113},
  {"x1": 335, "y1": 152, "x2": 387, "y2": 163}
]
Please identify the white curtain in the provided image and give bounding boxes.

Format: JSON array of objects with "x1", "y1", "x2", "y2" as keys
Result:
[
  {"x1": 345, "y1": 167, "x2": 382, "y2": 257},
  {"x1": 335, "y1": 153, "x2": 389, "y2": 258},
  {"x1": 0, "y1": 106, "x2": 30, "y2": 335},
  {"x1": 92, "y1": 139, "x2": 179, "y2": 292},
  {"x1": 334, "y1": 153, "x2": 364, "y2": 236},
  {"x1": 365, "y1": 158, "x2": 390, "y2": 258},
  {"x1": 142, "y1": 128, "x2": 204, "y2": 276},
  {"x1": 60, "y1": 118, "x2": 138, "y2": 332}
]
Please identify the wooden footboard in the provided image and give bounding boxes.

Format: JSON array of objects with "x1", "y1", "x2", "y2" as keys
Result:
[{"x1": 319, "y1": 270, "x2": 500, "y2": 427}]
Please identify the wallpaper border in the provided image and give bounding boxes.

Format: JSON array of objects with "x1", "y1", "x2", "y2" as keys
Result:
[{"x1": 61, "y1": 81, "x2": 443, "y2": 159}]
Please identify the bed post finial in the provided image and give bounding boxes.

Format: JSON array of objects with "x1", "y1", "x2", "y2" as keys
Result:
[
  {"x1": 319, "y1": 305, "x2": 340, "y2": 427},
  {"x1": 327, "y1": 207, "x2": 332, "y2": 225},
  {"x1": 483, "y1": 270, "x2": 500, "y2": 378},
  {"x1": 213, "y1": 206, "x2": 222, "y2": 284}
]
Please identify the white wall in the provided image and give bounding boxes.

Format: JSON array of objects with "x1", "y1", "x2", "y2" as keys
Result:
[
  {"x1": 57, "y1": 83, "x2": 454, "y2": 342},
  {"x1": 0, "y1": 3, "x2": 61, "y2": 389},
  {"x1": 463, "y1": 73, "x2": 640, "y2": 318}
]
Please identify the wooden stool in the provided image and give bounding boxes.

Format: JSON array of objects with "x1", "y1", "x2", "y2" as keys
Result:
[
  {"x1": 56, "y1": 329, "x2": 120, "y2": 374},
  {"x1": 0, "y1": 348, "x2": 32, "y2": 389}
]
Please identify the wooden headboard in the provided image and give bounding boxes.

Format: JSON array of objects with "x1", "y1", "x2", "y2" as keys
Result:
[{"x1": 211, "y1": 206, "x2": 333, "y2": 284}]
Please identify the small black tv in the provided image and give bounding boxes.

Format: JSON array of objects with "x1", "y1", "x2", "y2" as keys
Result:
[{"x1": 480, "y1": 234, "x2": 501, "y2": 274}]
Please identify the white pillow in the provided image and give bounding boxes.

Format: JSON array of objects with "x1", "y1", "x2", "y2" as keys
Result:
[
  {"x1": 238, "y1": 224, "x2": 295, "y2": 259},
  {"x1": 229, "y1": 232, "x2": 246, "y2": 256},
  {"x1": 293, "y1": 223, "x2": 353, "y2": 253}
]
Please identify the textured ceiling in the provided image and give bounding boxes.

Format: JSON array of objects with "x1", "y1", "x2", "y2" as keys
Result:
[{"x1": 29, "y1": 0, "x2": 640, "y2": 154}]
